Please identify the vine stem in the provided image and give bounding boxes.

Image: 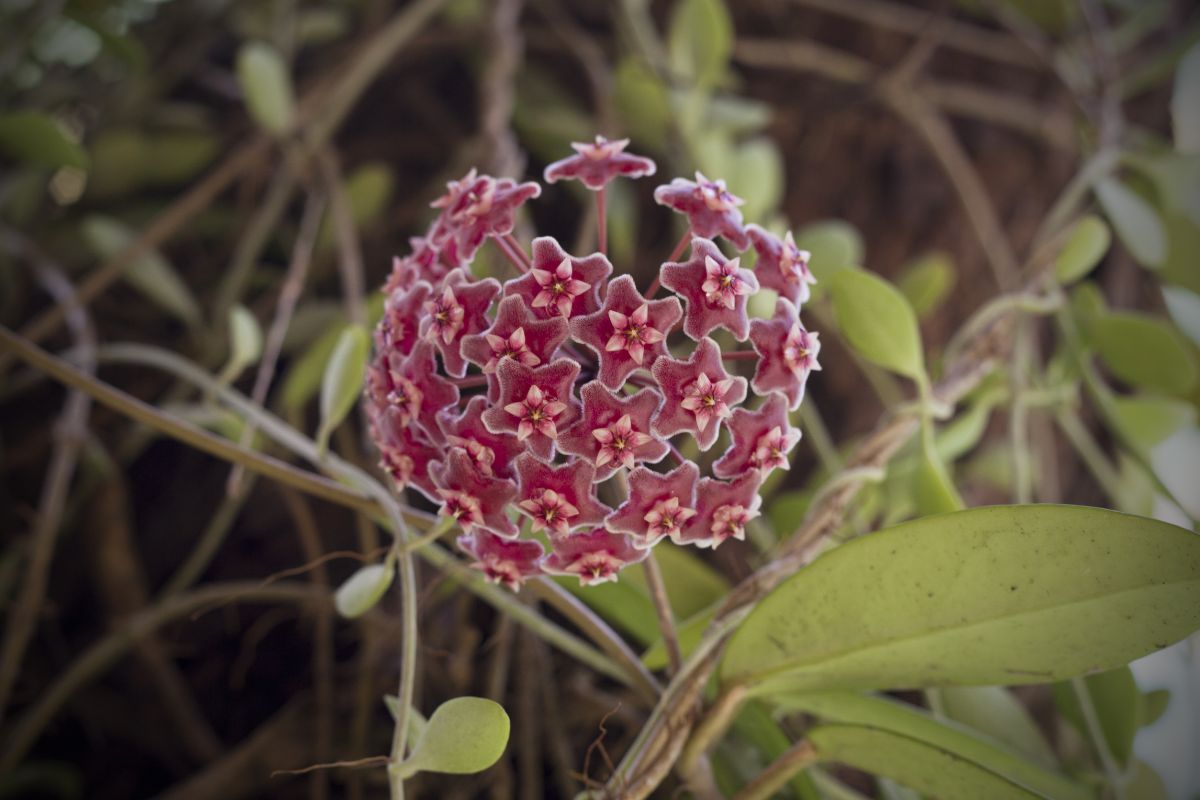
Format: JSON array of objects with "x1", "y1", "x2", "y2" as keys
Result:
[
  {"x1": 504, "y1": 233, "x2": 531, "y2": 268},
  {"x1": 493, "y1": 236, "x2": 529, "y2": 274},
  {"x1": 733, "y1": 739, "x2": 819, "y2": 800},
  {"x1": 642, "y1": 550, "x2": 682, "y2": 675},
  {"x1": 1071, "y1": 677, "x2": 1127, "y2": 800}
]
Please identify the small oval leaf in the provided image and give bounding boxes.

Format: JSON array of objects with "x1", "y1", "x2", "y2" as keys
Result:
[
  {"x1": 0, "y1": 111, "x2": 88, "y2": 170},
  {"x1": 897, "y1": 252, "x2": 956, "y2": 318},
  {"x1": 317, "y1": 324, "x2": 369, "y2": 451},
  {"x1": 830, "y1": 269, "x2": 924, "y2": 380},
  {"x1": 236, "y1": 42, "x2": 295, "y2": 136},
  {"x1": 1095, "y1": 178, "x2": 1167, "y2": 268},
  {"x1": 1055, "y1": 215, "x2": 1111, "y2": 285},
  {"x1": 81, "y1": 216, "x2": 201, "y2": 326},
  {"x1": 228, "y1": 305, "x2": 263, "y2": 372},
  {"x1": 1091, "y1": 311, "x2": 1199, "y2": 396},
  {"x1": 334, "y1": 563, "x2": 394, "y2": 619},
  {"x1": 667, "y1": 0, "x2": 733, "y2": 88},
  {"x1": 721, "y1": 505, "x2": 1200, "y2": 692},
  {"x1": 794, "y1": 220, "x2": 863, "y2": 291},
  {"x1": 401, "y1": 696, "x2": 510, "y2": 776}
]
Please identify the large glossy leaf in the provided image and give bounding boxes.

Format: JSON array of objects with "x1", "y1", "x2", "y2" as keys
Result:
[
  {"x1": 829, "y1": 269, "x2": 924, "y2": 380},
  {"x1": 720, "y1": 505, "x2": 1200, "y2": 692},
  {"x1": 1091, "y1": 311, "x2": 1199, "y2": 396},
  {"x1": 773, "y1": 692, "x2": 1086, "y2": 800}
]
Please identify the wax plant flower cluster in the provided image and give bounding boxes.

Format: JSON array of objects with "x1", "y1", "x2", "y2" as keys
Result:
[{"x1": 365, "y1": 135, "x2": 821, "y2": 590}]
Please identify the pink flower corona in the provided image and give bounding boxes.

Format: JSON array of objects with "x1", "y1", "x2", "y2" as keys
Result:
[{"x1": 365, "y1": 138, "x2": 819, "y2": 590}]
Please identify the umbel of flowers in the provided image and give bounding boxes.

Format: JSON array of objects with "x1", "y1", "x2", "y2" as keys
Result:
[{"x1": 366, "y1": 135, "x2": 821, "y2": 590}]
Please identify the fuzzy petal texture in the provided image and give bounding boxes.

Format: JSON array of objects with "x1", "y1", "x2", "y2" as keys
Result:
[
  {"x1": 748, "y1": 298, "x2": 822, "y2": 410},
  {"x1": 418, "y1": 268, "x2": 500, "y2": 377},
  {"x1": 543, "y1": 136, "x2": 657, "y2": 190},
  {"x1": 430, "y1": 447, "x2": 520, "y2": 538},
  {"x1": 482, "y1": 358, "x2": 581, "y2": 460},
  {"x1": 376, "y1": 278, "x2": 432, "y2": 357},
  {"x1": 712, "y1": 394, "x2": 801, "y2": 479},
  {"x1": 505, "y1": 237, "x2": 612, "y2": 320},
  {"x1": 365, "y1": 341, "x2": 460, "y2": 443},
  {"x1": 431, "y1": 169, "x2": 542, "y2": 262},
  {"x1": 673, "y1": 471, "x2": 763, "y2": 549},
  {"x1": 605, "y1": 462, "x2": 700, "y2": 549},
  {"x1": 438, "y1": 395, "x2": 527, "y2": 481},
  {"x1": 514, "y1": 453, "x2": 613, "y2": 537},
  {"x1": 651, "y1": 337, "x2": 747, "y2": 451},
  {"x1": 653, "y1": 172, "x2": 749, "y2": 250},
  {"x1": 570, "y1": 274, "x2": 682, "y2": 390},
  {"x1": 659, "y1": 238, "x2": 758, "y2": 341},
  {"x1": 458, "y1": 530, "x2": 544, "y2": 590},
  {"x1": 745, "y1": 225, "x2": 816, "y2": 307},
  {"x1": 368, "y1": 407, "x2": 440, "y2": 502},
  {"x1": 541, "y1": 529, "x2": 648, "y2": 586},
  {"x1": 460, "y1": 294, "x2": 569, "y2": 399},
  {"x1": 557, "y1": 381, "x2": 668, "y2": 481}
]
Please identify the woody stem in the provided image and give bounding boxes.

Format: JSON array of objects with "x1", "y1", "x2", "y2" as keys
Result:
[{"x1": 596, "y1": 187, "x2": 607, "y2": 255}]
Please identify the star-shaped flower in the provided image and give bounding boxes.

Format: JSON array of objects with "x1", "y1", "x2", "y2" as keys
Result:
[
  {"x1": 437, "y1": 396, "x2": 526, "y2": 480},
  {"x1": 505, "y1": 237, "x2": 612, "y2": 320},
  {"x1": 458, "y1": 530, "x2": 545, "y2": 591},
  {"x1": 746, "y1": 225, "x2": 816, "y2": 307},
  {"x1": 431, "y1": 169, "x2": 542, "y2": 262},
  {"x1": 461, "y1": 295, "x2": 569, "y2": 391},
  {"x1": 430, "y1": 448, "x2": 520, "y2": 538},
  {"x1": 651, "y1": 338, "x2": 747, "y2": 450},
  {"x1": 514, "y1": 453, "x2": 612, "y2": 537},
  {"x1": 557, "y1": 381, "x2": 667, "y2": 481},
  {"x1": 659, "y1": 238, "x2": 759, "y2": 341},
  {"x1": 673, "y1": 471, "x2": 763, "y2": 549},
  {"x1": 570, "y1": 274, "x2": 682, "y2": 390},
  {"x1": 653, "y1": 172, "x2": 749, "y2": 250},
  {"x1": 385, "y1": 235, "x2": 458, "y2": 294},
  {"x1": 605, "y1": 462, "x2": 700, "y2": 549},
  {"x1": 482, "y1": 358, "x2": 581, "y2": 460},
  {"x1": 543, "y1": 136, "x2": 658, "y2": 190},
  {"x1": 712, "y1": 394, "x2": 801, "y2": 479},
  {"x1": 418, "y1": 269, "x2": 500, "y2": 378},
  {"x1": 376, "y1": 279, "x2": 432, "y2": 357},
  {"x1": 748, "y1": 298, "x2": 822, "y2": 410},
  {"x1": 366, "y1": 341, "x2": 459, "y2": 442},
  {"x1": 541, "y1": 529, "x2": 648, "y2": 586},
  {"x1": 368, "y1": 407, "x2": 440, "y2": 501}
]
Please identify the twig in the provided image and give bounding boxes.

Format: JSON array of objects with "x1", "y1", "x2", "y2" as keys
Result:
[
  {"x1": 641, "y1": 552, "x2": 682, "y2": 676},
  {"x1": 478, "y1": 0, "x2": 525, "y2": 177},
  {"x1": 317, "y1": 149, "x2": 368, "y2": 326},
  {"x1": 733, "y1": 739, "x2": 820, "y2": 800}
]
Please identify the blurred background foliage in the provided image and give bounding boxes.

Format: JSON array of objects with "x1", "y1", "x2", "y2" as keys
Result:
[{"x1": 1, "y1": 0, "x2": 1199, "y2": 798}]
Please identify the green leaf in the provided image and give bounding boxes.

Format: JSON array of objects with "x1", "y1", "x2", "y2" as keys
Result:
[
  {"x1": 768, "y1": 490, "x2": 811, "y2": 537},
  {"x1": 794, "y1": 220, "x2": 863, "y2": 293},
  {"x1": 318, "y1": 162, "x2": 394, "y2": 249},
  {"x1": 316, "y1": 325, "x2": 369, "y2": 452},
  {"x1": 1142, "y1": 689, "x2": 1170, "y2": 727},
  {"x1": 720, "y1": 505, "x2": 1200, "y2": 692},
  {"x1": 1111, "y1": 395, "x2": 1196, "y2": 450},
  {"x1": 228, "y1": 305, "x2": 263, "y2": 373},
  {"x1": 614, "y1": 59, "x2": 671, "y2": 150},
  {"x1": 334, "y1": 562, "x2": 394, "y2": 618},
  {"x1": 1095, "y1": 178, "x2": 1167, "y2": 268},
  {"x1": 913, "y1": 442, "x2": 964, "y2": 516},
  {"x1": 1163, "y1": 285, "x2": 1200, "y2": 347},
  {"x1": 897, "y1": 252, "x2": 956, "y2": 318},
  {"x1": 939, "y1": 687, "x2": 1058, "y2": 768},
  {"x1": 729, "y1": 138, "x2": 783, "y2": 222},
  {"x1": 829, "y1": 269, "x2": 925, "y2": 380},
  {"x1": 1053, "y1": 667, "x2": 1139, "y2": 766},
  {"x1": 560, "y1": 577, "x2": 658, "y2": 645},
  {"x1": 667, "y1": 0, "x2": 733, "y2": 88},
  {"x1": 1091, "y1": 311, "x2": 1199, "y2": 396},
  {"x1": 398, "y1": 697, "x2": 510, "y2": 777},
  {"x1": 235, "y1": 42, "x2": 295, "y2": 136},
  {"x1": 1055, "y1": 215, "x2": 1111, "y2": 285},
  {"x1": 0, "y1": 111, "x2": 88, "y2": 170},
  {"x1": 1172, "y1": 41, "x2": 1200, "y2": 153},
  {"x1": 643, "y1": 605, "x2": 715, "y2": 670},
  {"x1": 774, "y1": 692, "x2": 1086, "y2": 800},
  {"x1": 81, "y1": 216, "x2": 201, "y2": 326}
]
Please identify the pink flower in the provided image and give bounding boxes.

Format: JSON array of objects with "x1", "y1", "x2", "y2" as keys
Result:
[
  {"x1": 438, "y1": 396, "x2": 526, "y2": 480},
  {"x1": 431, "y1": 169, "x2": 542, "y2": 261},
  {"x1": 430, "y1": 448, "x2": 520, "y2": 538},
  {"x1": 385, "y1": 235, "x2": 458, "y2": 293},
  {"x1": 605, "y1": 462, "x2": 701, "y2": 548},
  {"x1": 660, "y1": 238, "x2": 759, "y2": 341},
  {"x1": 461, "y1": 295, "x2": 568, "y2": 385},
  {"x1": 543, "y1": 136, "x2": 657, "y2": 190},
  {"x1": 376, "y1": 279, "x2": 432, "y2": 357},
  {"x1": 366, "y1": 341, "x2": 459, "y2": 442},
  {"x1": 514, "y1": 453, "x2": 612, "y2": 537},
  {"x1": 570, "y1": 275, "x2": 682, "y2": 390},
  {"x1": 651, "y1": 337, "x2": 747, "y2": 450},
  {"x1": 541, "y1": 529, "x2": 648, "y2": 586},
  {"x1": 748, "y1": 298, "x2": 822, "y2": 410},
  {"x1": 746, "y1": 225, "x2": 816, "y2": 307},
  {"x1": 369, "y1": 407, "x2": 440, "y2": 501},
  {"x1": 557, "y1": 382, "x2": 667, "y2": 480},
  {"x1": 419, "y1": 269, "x2": 500, "y2": 378},
  {"x1": 653, "y1": 172, "x2": 749, "y2": 250},
  {"x1": 673, "y1": 471, "x2": 763, "y2": 549},
  {"x1": 482, "y1": 358, "x2": 580, "y2": 460},
  {"x1": 505, "y1": 237, "x2": 611, "y2": 320},
  {"x1": 713, "y1": 394, "x2": 800, "y2": 478},
  {"x1": 458, "y1": 531, "x2": 545, "y2": 590}
]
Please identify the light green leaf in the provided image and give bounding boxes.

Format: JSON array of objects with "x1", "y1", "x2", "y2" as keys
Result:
[
  {"x1": 913, "y1": 441, "x2": 964, "y2": 516},
  {"x1": 897, "y1": 252, "x2": 956, "y2": 318},
  {"x1": 939, "y1": 686, "x2": 1058, "y2": 768},
  {"x1": 774, "y1": 692, "x2": 1085, "y2": 800},
  {"x1": 0, "y1": 111, "x2": 88, "y2": 170},
  {"x1": 236, "y1": 42, "x2": 295, "y2": 136},
  {"x1": 729, "y1": 138, "x2": 783, "y2": 222},
  {"x1": 643, "y1": 605, "x2": 715, "y2": 670},
  {"x1": 398, "y1": 697, "x2": 510, "y2": 777},
  {"x1": 794, "y1": 220, "x2": 863, "y2": 292},
  {"x1": 560, "y1": 577, "x2": 658, "y2": 645},
  {"x1": 1055, "y1": 215, "x2": 1111, "y2": 285},
  {"x1": 318, "y1": 162, "x2": 394, "y2": 249},
  {"x1": 1142, "y1": 689, "x2": 1170, "y2": 727},
  {"x1": 81, "y1": 216, "x2": 201, "y2": 326},
  {"x1": 768, "y1": 489, "x2": 811, "y2": 537},
  {"x1": 142, "y1": 131, "x2": 220, "y2": 187},
  {"x1": 614, "y1": 59, "x2": 671, "y2": 150},
  {"x1": 1158, "y1": 210, "x2": 1200, "y2": 294},
  {"x1": 1053, "y1": 667, "x2": 1139, "y2": 766},
  {"x1": 720, "y1": 505, "x2": 1200, "y2": 691},
  {"x1": 667, "y1": 0, "x2": 733, "y2": 88},
  {"x1": 830, "y1": 269, "x2": 924, "y2": 380},
  {"x1": 1172, "y1": 41, "x2": 1200, "y2": 153},
  {"x1": 334, "y1": 562, "x2": 394, "y2": 618},
  {"x1": 1111, "y1": 395, "x2": 1196, "y2": 450},
  {"x1": 1095, "y1": 178, "x2": 1167, "y2": 268},
  {"x1": 228, "y1": 305, "x2": 263, "y2": 373},
  {"x1": 316, "y1": 325, "x2": 369, "y2": 452},
  {"x1": 1163, "y1": 285, "x2": 1200, "y2": 347},
  {"x1": 1091, "y1": 311, "x2": 1199, "y2": 396}
]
